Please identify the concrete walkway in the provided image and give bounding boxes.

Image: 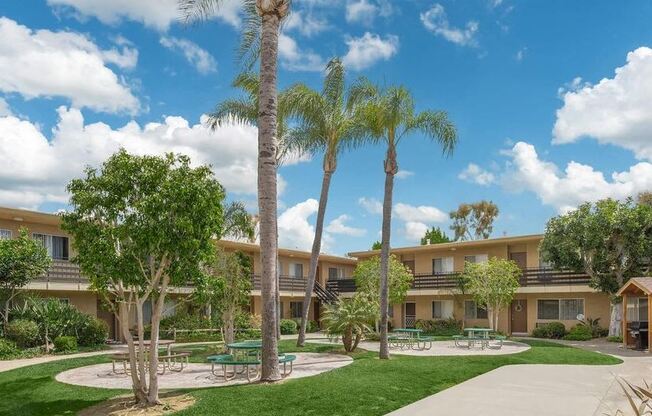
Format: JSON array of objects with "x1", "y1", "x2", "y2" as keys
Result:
[
  {"x1": 387, "y1": 355, "x2": 652, "y2": 416},
  {"x1": 307, "y1": 339, "x2": 531, "y2": 356}
]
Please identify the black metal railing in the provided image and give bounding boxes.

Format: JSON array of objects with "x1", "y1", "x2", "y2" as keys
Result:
[
  {"x1": 33, "y1": 259, "x2": 86, "y2": 283},
  {"x1": 325, "y1": 267, "x2": 591, "y2": 293},
  {"x1": 251, "y1": 275, "x2": 341, "y2": 302}
]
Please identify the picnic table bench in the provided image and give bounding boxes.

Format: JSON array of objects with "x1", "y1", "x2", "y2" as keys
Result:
[
  {"x1": 453, "y1": 334, "x2": 507, "y2": 349},
  {"x1": 207, "y1": 354, "x2": 296, "y2": 382},
  {"x1": 110, "y1": 351, "x2": 191, "y2": 375},
  {"x1": 389, "y1": 329, "x2": 437, "y2": 350}
]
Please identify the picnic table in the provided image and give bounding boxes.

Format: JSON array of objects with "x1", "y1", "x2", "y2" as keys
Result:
[
  {"x1": 208, "y1": 340, "x2": 295, "y2": 382},
  {"x1": 389, "y1": 328, "x2": 436, "y2": 350},
  {"x1": 453, "y1": 328, "x2": 505, "y2": 349}
]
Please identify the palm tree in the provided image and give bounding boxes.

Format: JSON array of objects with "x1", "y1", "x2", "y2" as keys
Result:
[
  {"x1": 322, "y1": 296, "x2": 376, "y2": 352},
  {"x1": 282, "y1": 58, "x2": 364, "y2": 347},
  {"x1": 179, "y1": 0, "x2": 290, "y2": 382},
  {"x1": 352, "y1": 82, "x2": 457, "y2": 359}
]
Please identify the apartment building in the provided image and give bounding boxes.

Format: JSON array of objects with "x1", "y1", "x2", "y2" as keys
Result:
[
  {"x1": 0, "y1": 206, "x2": 355, "y2": 340},
  {"x1": 346, "y1": 235, "x2": 610, "y2": 335}
]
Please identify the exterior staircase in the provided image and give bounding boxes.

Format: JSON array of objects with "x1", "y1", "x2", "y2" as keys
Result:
[{"x1": 313, "y1": 280, "x2": 339, "y2": 303}]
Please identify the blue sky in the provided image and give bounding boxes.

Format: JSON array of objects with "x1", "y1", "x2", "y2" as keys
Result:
[{"x1": 1, "y1": 1, "x2": 652, "y2": 255}]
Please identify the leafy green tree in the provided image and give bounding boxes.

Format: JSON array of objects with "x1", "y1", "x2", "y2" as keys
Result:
[
  {"x1": 322, "y1": 295, "x2": 376, "y2": 352},
  {"x1": 201, "y1": 248, "x2": 252, "y2": 344},
  {"x1": 371, "y1": 241, "x2": 382, "y2": 250},
  {"x1": 181, "y1": 0, "x2": 292, "y2": 382},
  {"x1": 61, "y1": 150, "x2": 224, "y2": 405},
  {"x1": 540, "y1": 198, "x2": 652, "y2": 336},
  {"x1": 353, "y1": 255, "x2": 414, "y2": 308},
  {"x1": 420, "y1": 226, "x2": 451, "y2": 245},
  {"x1": 450, "y1": 200, "x2": 499, "y2": 241},
  {"x1": 282, "y1": 58, "x2": 369, "y2": 347},
  {"x1": 352, "y1": 81, "x2": 457, "y2": 358},
  {"x1": 464, "y1": 257, "x2": 521, "y2": 331},
  {"x1": 637, "y1": 191, "x2": 652, "y2": 207},
  {"x1": 0, "y1": 228, "x2": 51, "y2": 326}
]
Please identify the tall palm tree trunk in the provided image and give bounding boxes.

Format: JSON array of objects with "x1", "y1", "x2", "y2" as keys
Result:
[
  {"x1": 379, "y1": 144, "x2": 397, "y2": 360},
  {"x1": 258, "y1": 8, "x2": 282, "y2": 382},
  {"x1": 298, "y1": 163, "x2": 334, "y2": 346}
]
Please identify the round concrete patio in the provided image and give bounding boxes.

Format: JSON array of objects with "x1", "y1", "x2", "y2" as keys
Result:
[
  {"x1": 55, "y1": 352, "x2": 353, "y2": 390},
  {"x1": 307, "y1": 339, "x2": 531, "y2": 356}
]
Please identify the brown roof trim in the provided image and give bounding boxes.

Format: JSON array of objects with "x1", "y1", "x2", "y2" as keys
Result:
[
  {"x1": 217, "y1": 239, "x2": 357, "y2": 264},
  {"x1": 348, "y1": 234, "x2": 544, "y2": 258},
  {"x1": 617, "y1": 277, "x2": 652, "y2": 296},
  {"x1": 0, "y1": 206, "x2": 62, "y2": 226}
]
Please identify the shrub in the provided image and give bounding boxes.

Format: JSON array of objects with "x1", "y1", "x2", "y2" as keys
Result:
[
  {"x1": 6, "y1": 319, "x2": 40, "y2": 348},
  {"x1": 415, "y1": 318, "x2": 462, "y2": 336},
  {"x1": 607, "y1": 335, "x2": 623, "y2": 343},
  {"x1": 280, "y1": 319, "x2": 298, "y2": 335},
  {"x1": 0, "y1": 338, "x2": 20, "y2": 359},
  {"x1": 563, "y1": 324, "x2": 593, "y2": 341},
  {"x1": 532, "y1": 322, "x2": 567, "y2": 339},
  {"x1": 53, "y1": 336, "x2": 78, "y2": 353},
  {"x1": 236, "y1": 328, "x2": 261, "y2": 340},
  {"x1": 579, "y1": 317, "x2": 608, "y2": 338},
  {"x1": 160, "y1": 312, "x2": 213, "y2": 333},
  {"x1": 307, "y1": 320, "x2": 320, "y2": 333},
  {"x1": 78, "y1": 317, "x2": 108, "y2": 346}
]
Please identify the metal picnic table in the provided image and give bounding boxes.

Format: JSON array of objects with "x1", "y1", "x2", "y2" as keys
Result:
[
  {"x1": 463, "y1": 328, "x2": 492, "y2": 349},
  {"x1": 389, "y1": 328, "x2": 433, "y2": 350}
]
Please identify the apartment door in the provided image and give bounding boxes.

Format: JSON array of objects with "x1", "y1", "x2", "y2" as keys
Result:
[
  {"x1": 510, "y1": 299, "x2": 528, "y2": 334},
  {"x1": 404, "y1": 302, "x2": 416, "y2": 328},
  {"x1": 509, "y1": 252, "x2": 527, "y2": 269}
]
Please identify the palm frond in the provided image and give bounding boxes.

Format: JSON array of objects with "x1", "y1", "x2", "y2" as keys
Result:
[
  {"x1": 178, "y1": 0, "x2": 225, "y2": 24},
  {"x1": 323, "y1": 57, "x2": 345, "y2": 109},
  {"x1": 206, "y1": 99, "x2": 257, "y2": 130},
  {"x1": 237, "y1": 0, "x2": 262, "y2": 70},
  {"x1": 411, "y1": 110, "x2": 458, "y2": 156}
]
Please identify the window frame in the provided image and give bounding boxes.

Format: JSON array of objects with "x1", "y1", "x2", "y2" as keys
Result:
[
  {"x1": 536, "y1": 298, "x2": 585, "y2": 320},
  {"x1": 464, "y1": 300, "x2": 488, "y2": 319},
  {"x1": 432, "y1": 300, "x2": 443, "y2": 319},
  {"x1": 32, "y1": 232, "x2": 70, "y2": 260},
  {"x1": 0, "y1": 229, "x2": 12, "y2": 240},
  {"x1": 432, "y1": 257, "x2": 454, "y2": 274},
  {"x1": 289, "y1": 301, "x2": 303, "y2": 319}
]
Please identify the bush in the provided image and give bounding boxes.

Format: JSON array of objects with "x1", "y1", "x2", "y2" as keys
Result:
[
  {"x1": 607, "y1": 335, "x2": 623, "y2": 343},
  {"x1": 280, "y1": 319, "x2": 298, "y2": 335},
  {"x1": 0, "y1": 338, "x2": 20, "y2": 359},
  {"x1": 307, "y1": 320, "x2": 320, "y2": 333},
  {"x1": 78, "y1": 317, "x2": 108, "y2": 346},
  {"x1": 53, "y1": 336, "x2": 78, "y2": 353},
  {"x1": 563, "y1": 324, "x2": 593, "y2": 341},
  {"x1": 160, "y1": 312, "x2": 213, "y2": 333},
  {"x1": 531, "y1": 322, "x2": 567, "y2": 339},
  {"x1": 415, "y1": 318, "x2": 462, "y2": 336},
  {"x1": 6, "y1": 319, "x2": 40, "y2": 348}
]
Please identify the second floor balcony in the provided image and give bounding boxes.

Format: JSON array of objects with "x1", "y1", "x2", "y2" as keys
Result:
[{"x1": 325, "y1": 267, "x2": 592, "y2": 294}]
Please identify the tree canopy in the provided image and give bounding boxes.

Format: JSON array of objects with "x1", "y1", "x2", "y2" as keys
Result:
[
  {"x1": 464, "y1": 257, "x2": 521, "y2": 330},
  {"x1": 420, "y1": 226, "x2": 451, "y2": 245},
  {"x1": 449, "y1": 200, "x2": 499, "y2": 241},
  {"x1": 0, "y1": 228, "x2": 51, "y2": 324},
  {"x1": 353, "y1": 255, "x2": 413, "y2": 306}
]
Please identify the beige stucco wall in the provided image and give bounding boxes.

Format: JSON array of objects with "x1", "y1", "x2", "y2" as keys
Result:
[
  {"x1": 250, "y1": 295, "x2": 320, "y2": 321},
  {"x1": 29, "y1": 289, "x2": 97, "y2": 316}
]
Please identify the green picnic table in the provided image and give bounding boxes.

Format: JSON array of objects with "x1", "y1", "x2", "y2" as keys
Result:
[{"x1": 389, "y1": 328, "x2": 435, "y2": 350}]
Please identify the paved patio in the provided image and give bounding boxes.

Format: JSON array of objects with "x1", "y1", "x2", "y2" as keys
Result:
[
  {"x1": 307, "y1": 339, "x2": 531, "y2": 356},
  {"x1": 55, "y1": 352, "x2": 353, "y2": 389}
]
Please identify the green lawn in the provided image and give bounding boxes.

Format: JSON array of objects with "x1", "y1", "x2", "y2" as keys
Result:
[{"x1": 0, "y1": 339, "x2": 621, "y2": 416}]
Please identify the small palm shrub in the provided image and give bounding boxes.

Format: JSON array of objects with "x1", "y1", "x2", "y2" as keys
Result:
[
  {"x1": 280, "y1": 319, "x2": 298, "y2": 335},
  {"x1": 613, "y1": 377, "x2": 652, "y2": 415},
  {"x1": 53, "y1": 336, "x2": 77, "y2": 353},
  {"x1": 6, "y1": 319, "x2": 40, "y2": 348},
  {"x1": 578, "y1": 317, "x2": 608, "y2": 338},
  {"x1": 321, "y1": 296, "x2": 376, "y2": 352},
  {"x1": 563, "y1": 324, "x2": 593, "y2": 341}
]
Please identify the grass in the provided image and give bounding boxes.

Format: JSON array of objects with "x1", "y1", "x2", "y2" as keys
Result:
[{"x1": 0, "y1": 339, "x2": 621, "y2": 416}]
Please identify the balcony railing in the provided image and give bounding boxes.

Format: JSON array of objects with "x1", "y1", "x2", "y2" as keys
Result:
[
  {"x1": 325, "y1": 267, "x2": 591, "y2": 294},
  {"x1": 33, "y1": 259, "x2": 86, "y2": 284},
  {"x1": 251, "y1": 274, "x2": 309, "y2": 292}
]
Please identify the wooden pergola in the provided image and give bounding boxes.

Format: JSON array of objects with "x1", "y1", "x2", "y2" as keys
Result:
[{"x1": 616, "y1": 277, "x2": 652, "y2": 350}]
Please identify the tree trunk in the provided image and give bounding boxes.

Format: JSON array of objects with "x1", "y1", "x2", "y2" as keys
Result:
[
  {"x1": 352, "y1": 332, "x2": 362, "y2": 352},
  {"x1": 343, "y1": 327, "x2": 352, "y2": 352},
  {"x1": 135, "y1": 300, "x2": 147, "y2": 388},
  {"x1": 224, "y1": 308, "x2": 235, "y2": 344},
  {"x1": 120, "y1": 301, "x2": 147, "y2": 404},
  {"x1": 609, "y1": 299, "x2": 623, "y2": 337},
  {"x1": 258, "y1": 7, "x2": 282, "y2": 382},
  {"x1": 298, "y1": 168, "x2": 334, "y2": 346},
  {"x1": 147, "y1": 275, "x2": 169, "y2": 405},
  {"x1": 379, "y1": 143, "x2": 397, "y2": 360}
]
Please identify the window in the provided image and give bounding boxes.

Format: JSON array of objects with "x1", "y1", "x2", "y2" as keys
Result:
[
  {"x1": 627, "y1": 297, "x2": 649, "y2": 322},
  {"x1": 33, "y1": 233, "x2": 69, "y2": 260},
  {"x1": 464, "y1": 254, "x2": 488, "y2": 266},
  {"x1": 432, "y1": 257, "x2": 454, "y2": 274},
  {"x1": 537, "y1": 299, "x2": 584, "y2": 320},
  {"x1": 0, "y1": 229, "x2": 11, "y2": 240},
  {"x1": 328, "y1": 267, "x2": 345, "y2": 280},
  {"x1": 290, "y1": 263, "x2": 303, "y2": 278},
  {"x1": 464, "y1": 300, "x2": 488, "y2": 319},
  {"x1": 290, "y1": 301, "x2": 303, "y2": 319},
  {"x1": 432, "y1": 301, "x2": 443, "y2": 319}
]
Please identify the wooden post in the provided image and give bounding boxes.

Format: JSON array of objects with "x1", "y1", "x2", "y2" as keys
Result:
[
  {"x1": 648, "y1": 294, "x2": 651, "y2": 352},
  {"x1": 622, "y1": 293, "x2": 627, "y2": 348}
]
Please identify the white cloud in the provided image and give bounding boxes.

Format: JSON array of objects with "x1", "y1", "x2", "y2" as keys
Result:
[
  {"x1": 47, "y1": 0, "x2": 242, "y2": 31},
  {"x1": 342, "y1": 32, "x2": 399, "y2": 71},
  {"x1": 420, "y1": 4, "x2": 479, "y2": 47},
  {"x1": 0, "y1": 107, "x2": 309, "y2": 208},
  {"x1": 394, "y1": 202, "x2": 447, "y2": 223},
  {"x1": 277, "y1": 199, "x2": 320, "y2": 251},
  {"x1": 395, "y1": 170, "x2": 414, "y2": 180},
  {"x1": 404, "y1": 221, "x2": 430, "y2": 242},
  {"x1": 358, "y1": 197, "x2": 383, "y2": 215},
  {"x1": 515, "y1": 47, "x2": 527, "y2": 61},
  {"x1": 0, "y1": 17, "x2": 139, "y2": 114},
  {"x1": 458, "y1": 163, "x2": 495, "y2": 186},
  {"x1": 160, "y1": 36, "x2": 217, "y2": 74},
  {"x1": 278, "y1": 33, "x2": 325, "y2": 72},
  {"x1": 326, "y1": 214, "x2": 366, "y2": 237},
  {"x1": 503, "y1": 141, "x2": 652, "y2": 213},
  {"x1": 284, "y1": 10, "x2": 329, "y2": 37},
  {"x1": 553, "y1": 47, "x2": 652, "y2": 161},
  {"x1": 0, "y1": 98, "x2": 12, "y2": 116},
  {"x1": 345, "y1": 0, "x2": 394, "y2": 26}
]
